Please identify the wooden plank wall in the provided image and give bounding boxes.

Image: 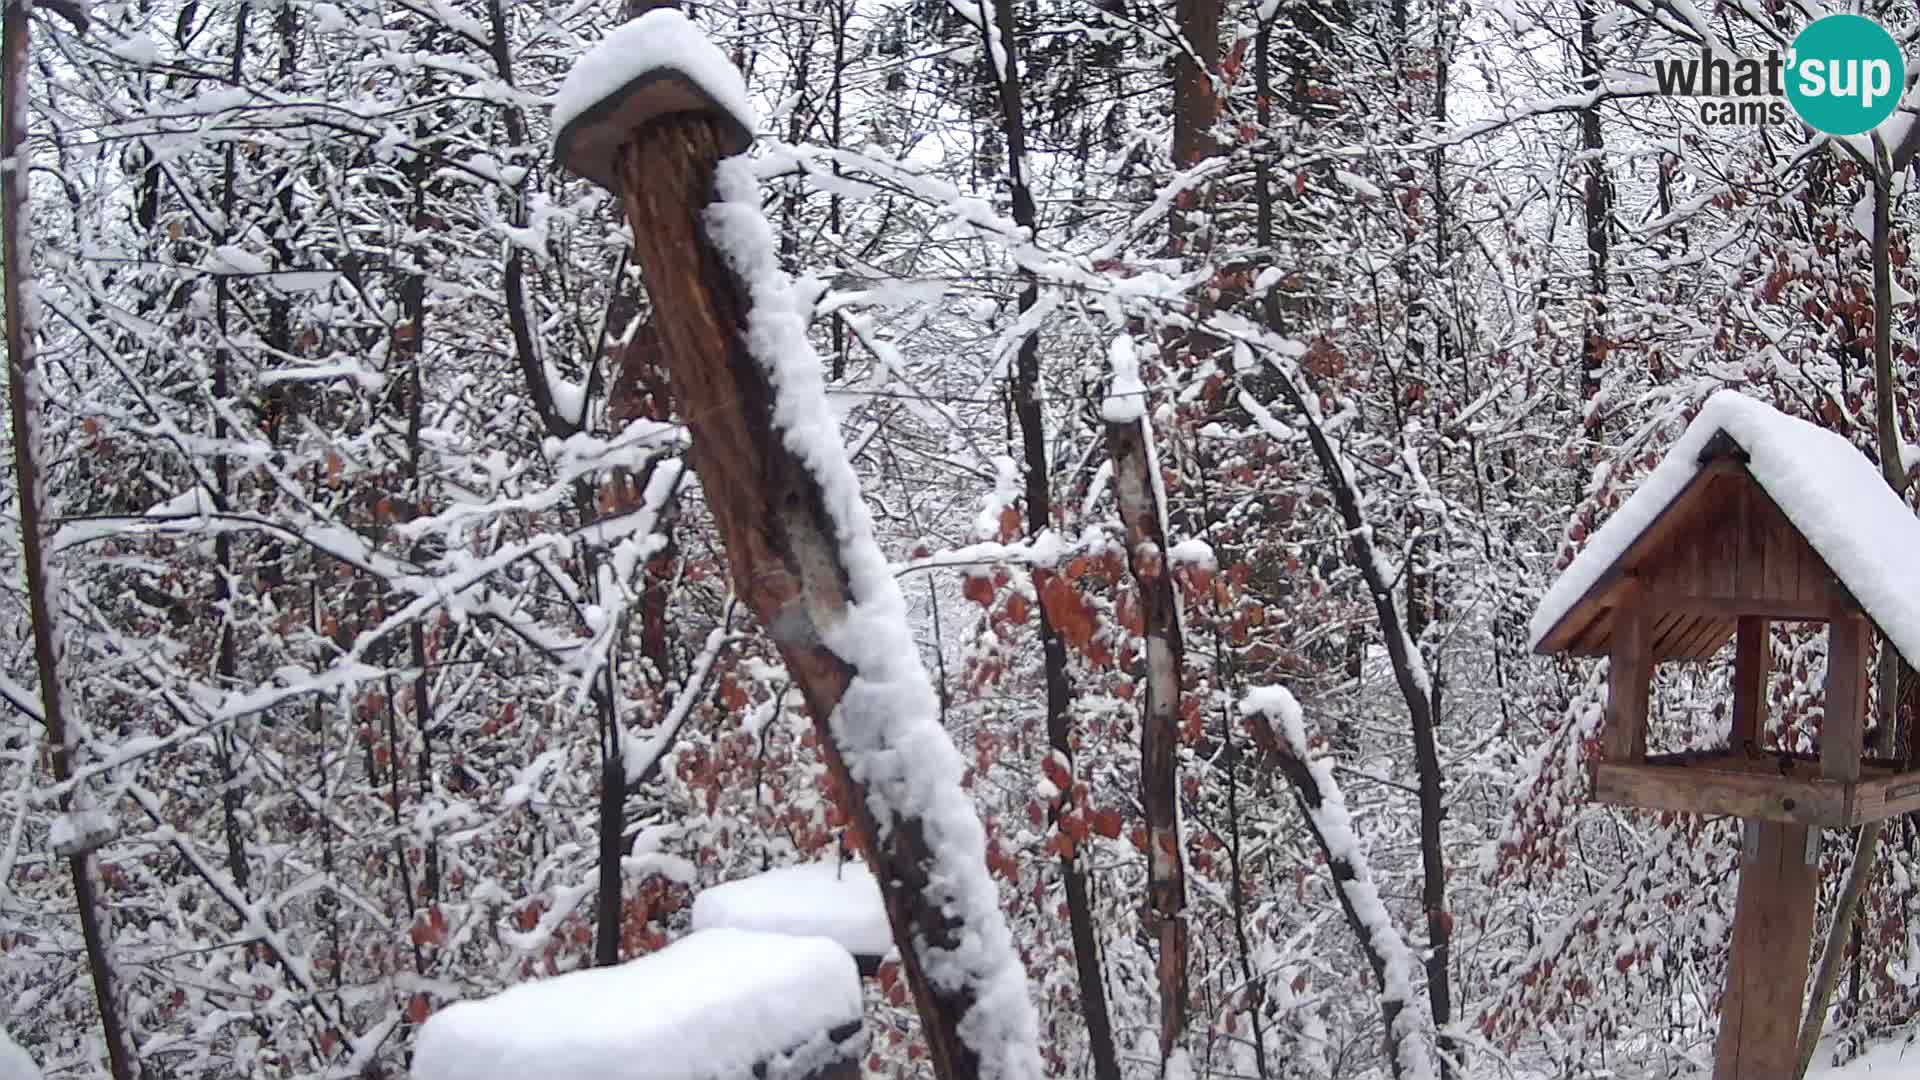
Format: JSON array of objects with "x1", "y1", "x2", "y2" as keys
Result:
[{"x1": 1637, "y1": 473, "x2": 1835, "y2": 621}]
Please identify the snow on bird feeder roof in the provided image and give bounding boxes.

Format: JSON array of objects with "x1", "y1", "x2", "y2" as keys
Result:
[
  {"x1": 691, "y1": 860, "x2": 891, "y2": 973},
  {"x1": 1530, "y1": 390, "x2": 1920, "y2": 667},
  {"x1": 551, "y1": 9, "x2": 757, "y2": 191},
  {"x1": 410, "y1": 929, "x2": 863, "y2": 1080}
]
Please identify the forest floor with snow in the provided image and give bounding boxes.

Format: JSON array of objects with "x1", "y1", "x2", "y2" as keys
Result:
[{"x1": 1812, "y1": 1036, "x2": 1920, "y2": 1077}]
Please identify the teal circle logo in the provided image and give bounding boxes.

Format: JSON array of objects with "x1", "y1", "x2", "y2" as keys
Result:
[{"x1": 1786, "y1": 14, "x2": 1905, "y2": 136}]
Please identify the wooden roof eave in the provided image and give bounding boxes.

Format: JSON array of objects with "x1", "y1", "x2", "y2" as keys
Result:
[{"x1": 1534, "y1": 456, "x2": 1746, "y2": 657}]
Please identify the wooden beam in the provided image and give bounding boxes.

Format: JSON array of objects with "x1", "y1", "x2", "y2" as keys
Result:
[
  {"x1": 1605, "y1": 604, "x2": 1652, "y2": 762},
  {"x1": 1669, "y1": 615, "x2": 1734, "y2": 662},
  {"x1": 1592, "y1": 762, "x2": 1852, "y2": 826},
  {"x1": 1641, "y1": 595, "x2": 1841, "y2": 621},
  {"x1": 1850, "y1": 770, "x2": 1920, "y2": 824},
  {"x1": 1824, "y1": 615, "x2": 1870, "y2": 783},
  {"x1": 605, "y1": 116, "x2": 995, "y2": 1080},
  {"x1": 1713, "y1": 822, "x2": 1818, "y2": 1080},
  {"x1": 1730, "y1": 617, "x2": 1770, "y2": 753}
]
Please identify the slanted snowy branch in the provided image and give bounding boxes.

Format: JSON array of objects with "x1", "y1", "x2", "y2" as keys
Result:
[{"x1": 1243, "y1": 686, "x2": 1439, "y2": 1080}]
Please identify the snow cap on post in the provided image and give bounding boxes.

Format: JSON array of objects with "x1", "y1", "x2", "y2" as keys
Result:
[{"x1": 551, "y1": 8, "x2": 757, "y2": 191}]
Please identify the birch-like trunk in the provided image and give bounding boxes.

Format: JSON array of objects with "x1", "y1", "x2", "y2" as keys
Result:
[{"x1": 1108, "y1": 410, "x2": 1189, "y2": 1063}]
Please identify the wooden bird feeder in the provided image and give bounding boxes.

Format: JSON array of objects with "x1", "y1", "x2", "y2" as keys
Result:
[{"x1": 1532, "y1": 391, "x2": 1920, "y2": 1080}]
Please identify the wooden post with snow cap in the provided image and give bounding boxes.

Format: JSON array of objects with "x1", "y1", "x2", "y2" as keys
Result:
[{"x1": 553, "y1": 14, "x2": 1040, "y2": 1080}]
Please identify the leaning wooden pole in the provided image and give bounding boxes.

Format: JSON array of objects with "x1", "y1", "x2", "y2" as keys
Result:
[
  {"x1": 553, "y1": 13, "x2": 1039, "y2": 1080},
  {"x1": 3, "y1": 6, "x2": 138, "y2": 1078}
]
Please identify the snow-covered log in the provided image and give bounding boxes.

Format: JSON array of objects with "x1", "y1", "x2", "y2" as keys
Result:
[
  {"x1": 552, "y1": 15, "x2": 1041, "y2": 1080},
  {"x1": 412, "y1": 929, "x2": 865, "y2": 1080},
  {"x1": 690, "y1": 859, "x2": 891, "y2": 973}
]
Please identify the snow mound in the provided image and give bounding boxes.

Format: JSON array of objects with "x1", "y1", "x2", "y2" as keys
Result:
[
  {"x1": 691, "y1": 859, "x2": 891, "y2": 963},
  {"x1": 411, "y1": 929, "x2": 864, "y2": 1080},
  {"x1": 0, "y1": 1030, "x2": 40, "y2": 1080},
  {"x1": 1530, "y1": 390, "x2": 1920, "y2": 667},
  {"x1": 551, "y1": 10, "x2": 756, "y2": 156}
]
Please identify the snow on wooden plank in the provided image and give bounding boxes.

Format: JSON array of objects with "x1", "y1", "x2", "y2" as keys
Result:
[
  {"x1": 1531, "y1": 390, "x2": 1920, "y2": 667},
  {"x1": 410, "y1": 929, "x2": 863, "y2": 1080},
  {"x1": 690, "y1": 860, "x2": 891, "y2": 965}
]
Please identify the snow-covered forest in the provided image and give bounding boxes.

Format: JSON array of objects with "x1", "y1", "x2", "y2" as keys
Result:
[{"x1": 5, "y1": 0, "x2": 1920, "y2": 1074}]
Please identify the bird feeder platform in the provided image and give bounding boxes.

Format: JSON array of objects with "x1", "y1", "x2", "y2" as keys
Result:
[{"x1": 1593, "y1": 750, "x2": 1920, "y2": 827}]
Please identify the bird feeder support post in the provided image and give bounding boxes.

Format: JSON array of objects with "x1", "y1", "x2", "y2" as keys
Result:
[
  {"x1": 1730, "y1": 616, "x2": 1769, "y2": 755},
  {"x1": 1825, "y1": 615, "x2": 1870, "y2": 784},
  {"x1": 1713, "y1": 616, "x2": 1820, "y2": 1080}
]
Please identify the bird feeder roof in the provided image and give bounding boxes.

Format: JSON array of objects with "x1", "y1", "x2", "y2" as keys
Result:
[
  {"x1": 552, "y1": 9, "x2": 757, "y2": 190},
  {"x1": 1530, "y1": 391, "x2": 1920, "y2": 666}
]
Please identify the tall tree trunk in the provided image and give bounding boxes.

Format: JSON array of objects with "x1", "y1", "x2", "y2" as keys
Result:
[
  {"x1": 210, "y1": 0, "x2": 254, "y2": 907},
  {"x1": 588, "y1": 524, "x2": 626, "y2": 968},
  {"x1": 2, "y1": 8, "x2": 138, "y2": 1077},
  {"x1": 1171, "y1": 0, "x2": 1220, "y2": 170},
  {"x1": 1576, "y1": 0, "x2": 1612, "y2": 455},
  {"x1": 1418, "y1": 13, "x2": 1454, "y2": 1073},
  {"x1": 1158, "y1": 0, "x2": 1219, "y2": 1056},
  {"x1": 981, "y1": 1, "x2": 1121, "y2": 1075},
  {"x1": 482, "y1": 0, "x2": 630, "y2": 966},
  {"x1": 1795, "y1": 145, "x2": 1908, "y2": 1077}
]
